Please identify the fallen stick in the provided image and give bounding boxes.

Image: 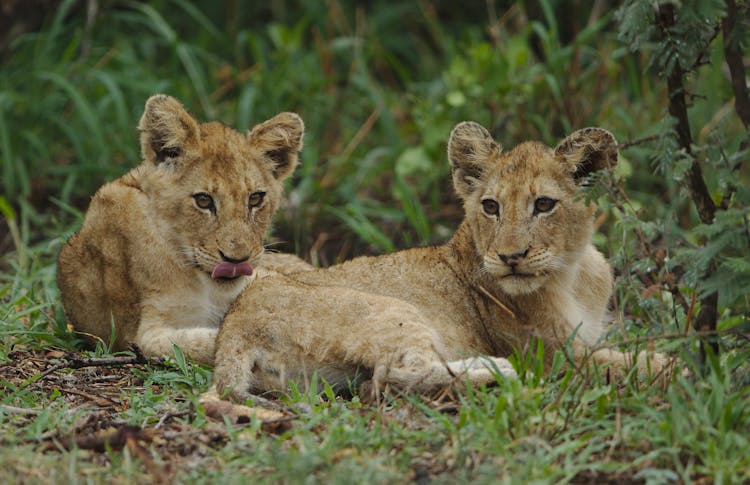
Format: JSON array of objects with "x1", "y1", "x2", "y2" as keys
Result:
[
  {"x1": 0, "y1": 404, "x2": 42, "y2": 415},
  {"x1": 25, "y1": 345, "x2": 163, "y2": 389}
]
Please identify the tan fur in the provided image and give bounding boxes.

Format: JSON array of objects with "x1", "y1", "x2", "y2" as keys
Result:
[
  {"x1": 57, "y1": 95, "x2": 311, "y2": 365},
  {"x1": 214, "y1": 122, "x2": 667, "y2": 401}
]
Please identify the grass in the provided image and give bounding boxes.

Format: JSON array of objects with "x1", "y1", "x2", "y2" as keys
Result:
[{"x1": 2, "y1": 1, "x2": 749, "y2": 483}]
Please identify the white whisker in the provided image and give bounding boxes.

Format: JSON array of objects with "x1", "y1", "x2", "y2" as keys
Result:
[
  {"x1": 191, "y1": 246, "x2": 223, "y2": 269},
  {"x1": 178, "y1": 245, "x2": 199, "y2": 268},
  {"x1": 263, "y1": 241, "x2": 288, "y2": 249},
  {"x1": 546, "y1": 254, "x2": 567, "y2": 272}
]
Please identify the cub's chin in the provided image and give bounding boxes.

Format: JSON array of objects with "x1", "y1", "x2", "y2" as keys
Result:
[
  {"x1": 496, "y1": 272, "x2": 548, "y2": 295},
  {"x1": 210, "y1": 274, "x2": 251, "y2": 285}
]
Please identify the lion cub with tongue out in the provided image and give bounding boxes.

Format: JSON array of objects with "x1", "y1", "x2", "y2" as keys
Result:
[{"x1": 57, "y1": 95, "x2": 309, "y2": 365}]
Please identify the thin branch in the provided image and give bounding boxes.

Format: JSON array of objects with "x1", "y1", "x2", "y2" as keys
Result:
[
  {"x1": 0, "y1": 404, "x2": 41, "y2": 415},
  {"x1": 24, "y1": 346, "x2": 163, "y2": 390},
  {"x1": 339, "y1": 107, "x2": 381, "y2": 161},
  {"x1": 656, "y1": 4, "x2": 717, "y2": 226},
  {"x1": 63, "y1": 353, "x2": 155, "y2": 370},
  {"x1": 688, "y1": 25, "x2": 721, "y2": 72},
  {"x1": 155, "y1": 411, "x2": 191, "y2": 429},
  {"x1": 722, "y1": 0, "x2": 750, "y2": 131},
  {"x1": 718, "y1": 146, "x2": 739, "y2": 210},
  {"x1": 52, "y1": 387, "x2": 117, "y2": 407},
  {"x1": 594, "y1": 328, "x2": 734, "y2": 352},
  {"x1": 655, "y1": 3, "x2": 719, "y2": 337},
  {"x1": 618, "y1": 134, "x2": 661, "y2": 150},
  {"x1": 477, "y1": 284, "x2": 517, "y2": 319}
]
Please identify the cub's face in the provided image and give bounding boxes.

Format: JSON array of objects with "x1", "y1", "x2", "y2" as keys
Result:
[
  {"x1": 448, "y1": 123, "x2": 617, "y2": 295},
  {"x1": 138, "y1": 95, "x2": 303, "y2": 283}
]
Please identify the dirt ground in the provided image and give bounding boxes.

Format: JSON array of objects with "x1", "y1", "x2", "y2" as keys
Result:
[
  {"x1": 1, "y1": 347, "x2": 659, "y2": 484},
  {"x1": 0, "y1": 347, "x2": 294, "y2": 482}
]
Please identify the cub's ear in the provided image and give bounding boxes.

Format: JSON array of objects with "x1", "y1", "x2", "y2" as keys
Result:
[
  {"x1": 554, "y1": 127, "x2": 618, "y2": 181},
  {"x1": 447, "y1": 121, "x2": 501, "y2": 199},
  {"x1": 248, "y1": 112, "x2": 304, "y2": 181},
  {"x1": 138, "y1": 94, "x2": 200, "y2": 166}
]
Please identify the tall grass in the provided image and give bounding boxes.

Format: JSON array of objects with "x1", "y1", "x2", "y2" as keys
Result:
[{"x1": 1, "y1": 0, "x2": 658, "y2": 259}]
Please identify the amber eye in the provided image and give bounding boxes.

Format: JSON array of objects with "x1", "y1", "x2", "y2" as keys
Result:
[
  {"x1": 193, "y1": 193, "x2": 215, "y2": 211},
  {"x1": 534, "y1": 197, "x2": 557, "y2": 214},
  {"x1": 481, "y1": 199, "x2": 499, "y2": 216},
  {"x1": 248, "y1": 191, "x2": 266, "y2": 209}
]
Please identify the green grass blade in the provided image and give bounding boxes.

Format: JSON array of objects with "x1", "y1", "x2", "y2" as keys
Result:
[
  {"x1": 128, "y1": 2, "x2": 177, "y2": 43},
  {"x1": 327, "y1": 204, "x2": 395, "y2": 254},
  {"x1": 170, "y1": 0, "x2": 221, "y2": 38},
  {"x1": 0, "y1": 94, "x2": 17, "y2": 198},
  {"x1": 393, "y1": 176, "x2": 430, "y2": 244},
  {"x1": 36, "y1": 71, "x2": 108, "y2": 164},
  {"x1": 176, "y1": 43, "x2": 214, "y2": 118}
]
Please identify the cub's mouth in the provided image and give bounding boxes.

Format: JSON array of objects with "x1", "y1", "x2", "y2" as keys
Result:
[
  {"x1": 210, "y1": 262, "x2": 254, "y2": 282},
  {"x1": 502, "y1": 272, "x2": 537, "y2": 279}
]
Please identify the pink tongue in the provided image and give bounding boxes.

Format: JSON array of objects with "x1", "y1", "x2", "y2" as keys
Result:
[{"x1": 211, "y1": 262, "x2": 253, "y2": 280}]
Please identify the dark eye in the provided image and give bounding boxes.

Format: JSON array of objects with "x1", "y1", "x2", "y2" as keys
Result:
[
  {"x1": 162, "y1": 146, "x2": 181, "y2": 158},
  {"x1": 193, "y1": 193, "x2": 215, "y2": 211},
  {"x1": 248, "y1": 191, "x2": 266, "y2": 209},
  {"x1": 534, "y1": 197, "x2": 557, "y2": 214},
  {"x1": 481, "y1": 199, "x2": 499, "y2": 216}
]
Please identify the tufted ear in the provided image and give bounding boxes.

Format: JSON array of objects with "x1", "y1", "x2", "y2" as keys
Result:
[
  {"x1": 138, "y1": 94, "x2": 200, "y2": 167},
  {"x1": 554, "y1": 127, "x2": 618, "y2": 181},
  {"x1": 447, "y1": 121, "x2": 501, "y2": 199},
  {"x1": 248, "y1": 112, "x2": 304, "y2": 181}
]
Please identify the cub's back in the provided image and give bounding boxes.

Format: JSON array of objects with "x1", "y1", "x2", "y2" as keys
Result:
[
  {"x1": 286, "y1": 246, "x2": 490, "y2": 353},
  {"x1": 57, "y1": 170, "x2": 152, "y2": 347}
]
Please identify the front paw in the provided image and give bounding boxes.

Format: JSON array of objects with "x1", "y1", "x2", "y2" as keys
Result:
[{"x1": 634, "y1": 351, "x2": 687, "y2": 384}]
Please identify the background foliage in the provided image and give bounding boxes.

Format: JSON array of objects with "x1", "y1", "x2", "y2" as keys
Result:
[{"x1": 1, "y1": 0, "x2": 749, "y2": 482}]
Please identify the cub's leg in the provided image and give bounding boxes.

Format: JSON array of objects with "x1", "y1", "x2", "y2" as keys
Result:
[
  {"x1": 572, "y1": 341, "x2": 672, "y2": 382},
  {"x1": 375, "y1": 353, "x2": 517, "y2": 394},
  {"x1": 135, "y1": 325, "x2": 217, "y2": 366},
  {"x1": 213, "y1": 320, "x2": 388, "y2": 403},
  {"x1": 447, "y1": 356, "x2": 517, "y2": 378},
  {"x1": 135, "y1": 306, "x2": 218, "y2": 366},
  {"x1": 545, "y1": 313, "x2": 673, "y2": 382},
  {"x1": 214, "y1": 322, "x2": 517, "y2": 403},
  {"x1": 212, "y1": 340, "x2": 265, "y2": 403},
  {"x1": 213, "y1": 280, "x2": 518, "y2": 402}
]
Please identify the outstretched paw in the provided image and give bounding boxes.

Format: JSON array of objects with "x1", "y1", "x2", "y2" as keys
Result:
[{"x1": 448, "y1": 356, "x2": 518, "y2": 383}]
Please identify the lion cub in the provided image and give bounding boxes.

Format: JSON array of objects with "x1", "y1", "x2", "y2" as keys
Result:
[
  {"x1": 57, "y1": 95, "x2": 310, "y2": 365},
  {"x1": 213, "y1": 122, "x2": 667, "y2": 400}
]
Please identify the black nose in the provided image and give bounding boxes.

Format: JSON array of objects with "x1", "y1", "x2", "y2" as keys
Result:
[
  {"x1": 219, "y1": 250, "x2": 250, "y2": 264},
  {"x1": 498, "y1": 248, "x2": 529, "y2": 265}
]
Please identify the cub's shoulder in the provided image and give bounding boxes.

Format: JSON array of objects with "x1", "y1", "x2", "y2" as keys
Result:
[{"x1": 88, "y1": 167, "x2": 149, "y2": 210}]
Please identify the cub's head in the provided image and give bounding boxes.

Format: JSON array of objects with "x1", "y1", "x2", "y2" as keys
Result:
[
  {"x1": 448, "y1": 122, "x2": 617, "y2": 295},
  {"x1": 137, "y1": 94, "x2": 303, "y2": 283}
]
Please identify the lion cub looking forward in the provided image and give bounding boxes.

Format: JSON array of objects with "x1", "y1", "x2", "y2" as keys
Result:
[
  {"x1": 57, "y1": 95, "x2": 310, "y2": 365},
  {"x1": 214, "y1": 122, "x2": 667, "y2": 400}
]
